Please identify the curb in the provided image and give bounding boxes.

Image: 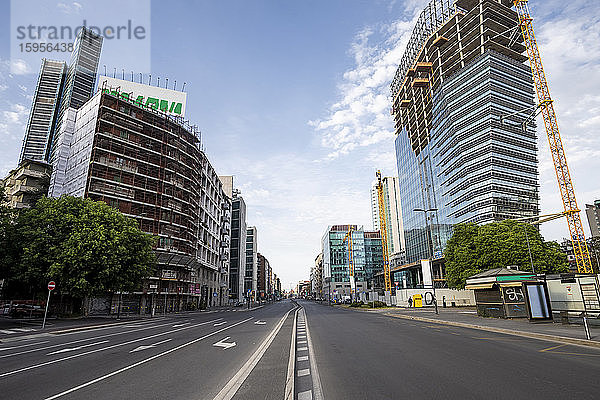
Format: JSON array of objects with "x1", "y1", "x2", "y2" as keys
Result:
[{"x1": 384, "y1": 313, "x2": 600, "y2": 349}]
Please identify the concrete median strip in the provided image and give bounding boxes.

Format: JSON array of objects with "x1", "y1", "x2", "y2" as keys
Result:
[{"x1": 384, "y1": 313, "x2": 600, "y2": 349}]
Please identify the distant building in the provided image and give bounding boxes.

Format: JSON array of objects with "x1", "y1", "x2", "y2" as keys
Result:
[
  {"x1": 257, "y1": 252, "x2": 270, "y2": 299},
  {"x1": 229, "y1": 192, "x2": 247, "y2": 302},
  {"x1": 311, "y1": 253, "x2": 324, "y2": 299},
  {"x1": 245, "y1": 226, "x2": 258, "y2": 298},
  {"x1": 2, "y1": 159, "x2": 51, "y2": 209},
  {"x1": 321, "y1": 225, "x2": 383, "y2": 302},
  {"x1": 371, "y1": 176, "x2": 405, "y2": 257},
  {"x1": 585, "y1": 200, "x2": 600, "y2": 238},
  {"x1": 19, "y1": 59, "x2": 66, "y2": 163}
]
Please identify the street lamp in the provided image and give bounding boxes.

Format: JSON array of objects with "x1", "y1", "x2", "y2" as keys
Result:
[{"x1": 414, "y1": 207, "x2": 439, "y2": 315}]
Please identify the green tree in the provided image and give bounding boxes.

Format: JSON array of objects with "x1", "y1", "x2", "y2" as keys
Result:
[
  {"x1": 445, "y1": 220, "x2": 568, "y2": 289},
  {"x1": 2, "y1": 196, "x2": 156, "y2": 299}
]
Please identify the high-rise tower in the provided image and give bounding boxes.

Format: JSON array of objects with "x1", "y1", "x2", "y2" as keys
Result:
[
  {"x1": 391, "y1": 0, "x2": 538, "y2": 263},
  {"x1": 48, "y1": 28, "x2": 103, "y2": 196},
  {"x1": 19, "y1": 59, "x2": 66, "y2": 163}
]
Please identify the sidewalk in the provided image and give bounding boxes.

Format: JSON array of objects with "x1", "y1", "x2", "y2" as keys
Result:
[{"x1": 354, "y1": 305, "x2": 600, "y2": 348}]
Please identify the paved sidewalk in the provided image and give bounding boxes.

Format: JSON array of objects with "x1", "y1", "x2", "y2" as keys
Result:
[{"x1": 352, "y1": 305, "x2": 600, "y2": 347}]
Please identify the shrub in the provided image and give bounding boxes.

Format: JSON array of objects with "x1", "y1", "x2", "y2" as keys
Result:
[{"x1": 350, "y1": 301, "x2": 363, "y2": 307}]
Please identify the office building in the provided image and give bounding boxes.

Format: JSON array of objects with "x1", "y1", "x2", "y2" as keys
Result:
[
  {"x1": 311, "y1": 253, "x2": 324, "y2": 299},
  {"x1": 59, "y1": 85, "x2": 231, "y2": 310},
  {"x1": 48, "y1": 28, "x2": 103, "y2": 197},
  {"x1": 245, "y1": 226, "x2": 258, "y2": 297},
  {"x1": 585, "y1": 200, "x2": 600, "y2": 238},
  {"x1": 391, "y1": 0, "x2": 538, "y2": 264},
  {"x1": 321, "y1": 225, "x2": 383, "y2": 301},
  {"x1": 371, "y1": 176, "x2": 405, "y2": 257},
  {"x1": 2, "y1": 159, "x2": 52, "y2": 209},
  {"x1": 257, "y1": 252, "x2": 270, "y2": 299},
  {"x1": 19, "y1": 59, "x2": 67, "y2": 163}
]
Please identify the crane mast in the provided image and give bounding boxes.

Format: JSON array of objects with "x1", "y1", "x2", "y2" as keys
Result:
[
  {"x1": 376, "y1": 171, "x2": 392, "y2": 292},
  {"x1": 514, "y1": 0, "x2": 593, "y2": 273}
]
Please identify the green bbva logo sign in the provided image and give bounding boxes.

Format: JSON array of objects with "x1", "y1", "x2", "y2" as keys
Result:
[{"x1": 102, "y1": 88, "x2": 183, "y2": 115}]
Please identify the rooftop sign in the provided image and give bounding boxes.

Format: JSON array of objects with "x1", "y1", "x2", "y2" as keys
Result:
[{"x1": 98, "y1": 76, "x2": 187, "y2": 117}]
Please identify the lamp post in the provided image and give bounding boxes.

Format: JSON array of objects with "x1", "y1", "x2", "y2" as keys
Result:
[{"x1": 414, "y1": 207, "x2": 439, "y2": 315}]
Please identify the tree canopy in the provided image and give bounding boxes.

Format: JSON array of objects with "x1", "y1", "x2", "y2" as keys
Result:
[
  {"x1": 0, "y1": 195, "x2": 156, "y2": 299},
  {"x1": 444, "y1": 220, "x2": 568, "y2": 289}
]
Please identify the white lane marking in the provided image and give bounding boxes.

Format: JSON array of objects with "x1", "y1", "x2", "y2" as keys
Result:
[
  {"x1": 12, "y1": 328, "x2": 36, "y2": 332},
  {"x1": 214, "y1": 322, "x2": 227, "y2": 327},
  {"x1": 0, "y1": 341, "x2": 50, "y2": 351},
  {"x1": 43, "y1": 317, "x2": 253, "y2": 400},
  {"x1": 297, "y1": 368, "x2": 310, "y2": 377},
  {"x1": 298, "y1": 389, "x2": 313, "y2": 400},
  {"x1": 213, "y1": 307, "x2": 297, "y2": 400},
  {"x1": 0, "y1": 320, "x2": 190, "y2": 359},
  {"x1": 297, "y1": 335, "x2": 306, "y2": 338},
  {"x1": 47, "y1": 341, "x2": 110, "y2": 355},
  {"x1": 304, "y1": 309, "x2": 324, "y2": 400},
  {"x1": 254, "y1": 320, "x2": 266, "y2": 325},
  {"x1": 297, "y1": 340, "x2": 307, "y2": 344},
  {"x1": 213, "y1": 337, "x2": 237, "y2": 350},
  {"x1": 285, "y1": 307, "x2": 300, "y2": 400},
  {"x1": 297, "y1": 355, "x2": 308, "y2": 361},
  {"x1": 0, "y1": 318, "x2": 224, "y2": 378},
  {"x1": 298, "y1": 346, "x2": 308, "y2": 351},
  {"x1": 130, "y1": 338, "x2": 172, "y2": 353},
  {"x1": 0, "y1": 330, "x2": 16, "y2": 334},
  {"x1": 172, "y1": 323, "x2": 190, "y2": 328}
]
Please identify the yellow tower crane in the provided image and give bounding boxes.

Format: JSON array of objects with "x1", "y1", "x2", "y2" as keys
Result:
[
  {"x1": 375, "y1": 171, "x2": 392, "y2": 292},
  {"x1": 514, "y1": 0, "x2": 593, "y2": 273}
]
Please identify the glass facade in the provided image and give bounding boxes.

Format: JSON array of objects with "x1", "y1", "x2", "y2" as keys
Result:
[{"x1": 396, "y1": 50, "x2": 538, "y2": 264}]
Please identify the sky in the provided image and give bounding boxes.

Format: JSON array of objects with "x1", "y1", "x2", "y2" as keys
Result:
[{"x1": 1, "y1": 0, "x2": 600, "y2": 290}]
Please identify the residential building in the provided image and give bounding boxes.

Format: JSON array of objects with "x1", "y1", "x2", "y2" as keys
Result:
[
  {"x1": 391, "y1": 0, "x2": 539, "y2": 265},
  {"x1": 371, "y1": 176, "x2": 405, "y2": 257},
  {"x1": 59, "y1": 86, "x2": 230, "y2": 310},
  {"x1": 19, "y1": 59, "x2": 66, "y2": 163},
  {"x1": 229, "y1": 191, "x2": 247, "y2": 302},
  {"x1": 2, "y1": 159, "x2": 52, "y2": 209},
  {"x1": 257, "y1": 252, "x2": 270, "y2": 299},
  {"x1": 585, "y1": 200, "x2": 600, "y2": 238},
  {"x1": 245, "y1": 226, "x2": 258, "y2": 298},
  {"x1": 48, "y1": 28, "x2": 103, "y2": 197},
  {"x1": 321, "y1": 225, "x2": 383, "y2": 301}
]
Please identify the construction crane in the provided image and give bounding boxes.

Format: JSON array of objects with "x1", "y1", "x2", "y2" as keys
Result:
[
  {"x1": 514, "y1": 0, "x2": 593, "y2": 273},
  {"x1": 375, "y1": 171, "x2": 392, "y2": 292},
  {"x1": 342, "y1": 226, "x2": 356, "y2": 300}
]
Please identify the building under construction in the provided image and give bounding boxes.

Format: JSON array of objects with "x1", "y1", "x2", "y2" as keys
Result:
[
  {"x1": 392, "y1": 0, "x2": 539, "y2": 266},
  {"x1": 61, "y1": 88, "x2": 231, "y2": 312}
]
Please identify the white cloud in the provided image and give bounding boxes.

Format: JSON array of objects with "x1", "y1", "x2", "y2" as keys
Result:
[
  {"x1": 10, "y1": 59, "x2": 31, "y2": 75},
  {"x1": 310, "y1": 16, "x2": 419, "y2": 161},
  {"x1": 57, "y1": 2, "x2": 83, "y2": 14}
]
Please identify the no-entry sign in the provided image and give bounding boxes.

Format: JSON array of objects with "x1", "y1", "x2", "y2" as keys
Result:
[{"x1": 48, "y1": 281, "x2": 56, "y2": 291}]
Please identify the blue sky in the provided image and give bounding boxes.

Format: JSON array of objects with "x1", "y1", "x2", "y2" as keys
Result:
[{"x1": 1, "y1": 0, "x2": 600, "y2": 289}]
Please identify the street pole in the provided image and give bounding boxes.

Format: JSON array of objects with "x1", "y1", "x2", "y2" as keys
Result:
[
  {"x1": 42, "y1": 289, "x2": 51, "y2": 329},
  {"x1": 522, "y1": 225, "x2": 535, "y2": 274},
  {"x1": 116, "y1": 291, "x2": 122, "y2": 320}
]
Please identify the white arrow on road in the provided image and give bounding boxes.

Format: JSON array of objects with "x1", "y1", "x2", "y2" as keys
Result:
[
  {"x1": 213, "y1": 337, "x2": 236, "y2": 350},
  {"x1": 47, "y1": 340, "x2": 109, "y2": 355},
  {"x1": 213, "y1": 321, "x2": 227, "y2": 327},
  {"x1": 254, "y1": 320, "x2": 266, "y2": 325},
  {"x1": 129, "y1": 338, "x2": 172, "y2": 353},
  {"x1": 172, "y1": 323, "x2": 190, "y2": 328}
]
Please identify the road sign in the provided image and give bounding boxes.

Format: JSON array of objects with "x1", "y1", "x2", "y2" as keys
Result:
[{"x1": 48, "y1": 281, "x2": 56, "y2": 291}]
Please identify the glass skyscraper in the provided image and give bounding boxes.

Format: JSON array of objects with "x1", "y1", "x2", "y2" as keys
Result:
[
  {"x1": 19, "y1": 59, "x2": 66, "y2": 163},
  {"x1": 391, "y1": 0, "x2": 538, "y2": 263}
]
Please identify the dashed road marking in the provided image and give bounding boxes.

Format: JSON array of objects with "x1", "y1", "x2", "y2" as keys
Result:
[
  {"x1": 298, "y1": 346, "x2": 308, "y2": 351},
  {"x1": 297, "y1": 355, "x2": 308, "y2": 361},
  {"x1": 298, "y1": 390, "x2": 312, "y2": 400},
  {"x1": 297, "y1": 368, "x2": 310, "y2": 377}
]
